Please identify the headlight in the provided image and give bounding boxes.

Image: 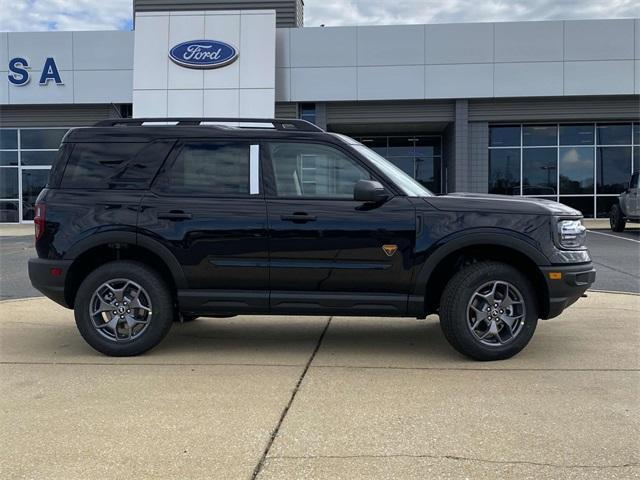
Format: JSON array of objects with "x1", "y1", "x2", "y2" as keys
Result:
[{"x1": 556, "y1": 219, "x2": 586, "y2": 249}]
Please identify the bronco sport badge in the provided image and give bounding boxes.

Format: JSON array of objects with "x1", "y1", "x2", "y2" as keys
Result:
[{"x1": 382, "y1": 245, "x2": 398, "y2": 257}]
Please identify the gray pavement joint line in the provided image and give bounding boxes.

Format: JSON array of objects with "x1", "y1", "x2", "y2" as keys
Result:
[
  {"x1": 0, "y1": 360, "x2": 303, "y2": 368},
  {"x1": 265, "y1": 453, "x2": 639, "y2": 470},
  {"x1": 251, "y1": 316, "x2": 333, "y2": 480},
  {"x1": 309, "y1": 364, "x2": 640, "y2": 372},
  {"x1": 0, "y1": 361, "x2": 638, "y2": 372}
]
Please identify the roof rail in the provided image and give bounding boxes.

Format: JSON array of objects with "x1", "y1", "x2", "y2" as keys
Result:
[{"x1": 94, "y1": 117, "x2": 324, "y2": 132}]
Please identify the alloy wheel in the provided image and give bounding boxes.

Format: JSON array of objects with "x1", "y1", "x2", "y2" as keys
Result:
[
  {"x1": 466, "y1": 280, "x2": 526, "y2": 346},
  {"x1": 89, "y1": 279, "x2": 153, "y2": 342}
]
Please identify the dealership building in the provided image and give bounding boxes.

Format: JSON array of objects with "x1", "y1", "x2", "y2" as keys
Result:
[{"x1": 0, "y1": 0, "x2": 639, "y2": 223}]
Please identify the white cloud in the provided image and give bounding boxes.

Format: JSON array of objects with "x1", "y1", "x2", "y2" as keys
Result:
[
  {"x1": 0, "y1": 0, "x2": 132, "y2": 32},
  {"x1": 305, "y1": 0, "x2": 639, "y2": 26},
  {"x1": 0, "y1": 0, "x2": 637, "y2": 32}
]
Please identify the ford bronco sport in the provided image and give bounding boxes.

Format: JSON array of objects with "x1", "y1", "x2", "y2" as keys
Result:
[{"x1": 29, "y1": 118, "x2": 595, "y2": 360}]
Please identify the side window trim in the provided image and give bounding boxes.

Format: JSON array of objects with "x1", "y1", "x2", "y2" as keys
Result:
[{"x1": 250, "y1": 144, "x2": 260, "y2": 195}]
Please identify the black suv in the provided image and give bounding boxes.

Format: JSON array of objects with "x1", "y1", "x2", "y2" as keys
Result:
[{"x1": 29, "y1": 118, "x2": 595, "y2": 360}]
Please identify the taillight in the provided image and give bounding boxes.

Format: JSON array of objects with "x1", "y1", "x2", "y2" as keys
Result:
[{"x1": 34, "y1": 203, "x2": 46, "y2": 241}]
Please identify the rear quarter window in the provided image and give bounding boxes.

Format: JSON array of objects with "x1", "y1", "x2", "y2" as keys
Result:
[
  {"x1": 46, "y1": 144, "x2": 74, "y2": 188},
  {"x1": 61, "y1": 141, "x2": 174, "y2": 189}
]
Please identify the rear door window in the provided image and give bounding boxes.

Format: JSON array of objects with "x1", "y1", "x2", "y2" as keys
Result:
[{"x1": 154, "y1": 141, "x2": 252, "y2": 196}]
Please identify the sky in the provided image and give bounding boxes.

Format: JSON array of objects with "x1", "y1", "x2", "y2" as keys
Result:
[{"x1": 0, "y1": 0, "x2": 638, "y2": 32}]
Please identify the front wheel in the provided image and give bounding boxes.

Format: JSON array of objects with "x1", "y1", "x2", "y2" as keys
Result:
[
  {"x1": 439, "y1": 261, "x2": 538, "y2": 361},
  {"x1": 610, "y1": 204, "x2": 626, "y2": 232},
  {"x1": 74, "y1": 261, "x2": 174, "y2": 356}
]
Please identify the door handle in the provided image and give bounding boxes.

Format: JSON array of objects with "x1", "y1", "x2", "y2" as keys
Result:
[
  {"x1": 280, "y1": 213, "x2": 317, "y2": 223},
  {"x1": 158, "y1": 211, "x2": 193, "y2": 220}
]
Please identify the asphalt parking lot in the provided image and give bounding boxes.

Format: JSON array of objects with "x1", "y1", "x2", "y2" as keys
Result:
[
  {"x1": 584, "y1": 229, "x2": 640, "y2": 293},
  {"x1": 1, "y1": 225, "x2": 639, "y2": 479}
]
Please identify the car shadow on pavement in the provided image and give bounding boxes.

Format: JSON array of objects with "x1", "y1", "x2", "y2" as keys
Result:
[
  {"x1": 149, "y1": 316, "x2": 469, "y2": 364},
  {"x1": 3, "y1": 311, "x2": 473, "y2": 364}
]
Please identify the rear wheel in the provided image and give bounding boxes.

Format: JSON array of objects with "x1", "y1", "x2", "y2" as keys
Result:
[
  {"x1": 74, "y1": 261, "x2": 174, "y2": 356},
  {"x1": 610, "y1": 204, "x2": 626, "y2": 232},
  {"x1": 439, "y1": 261, "x2": 538, "y2": 361}
]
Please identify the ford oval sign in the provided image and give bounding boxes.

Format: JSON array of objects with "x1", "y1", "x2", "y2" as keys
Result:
[{"x1": 169, "y1": 39, "x2": 238, "y2": 69}]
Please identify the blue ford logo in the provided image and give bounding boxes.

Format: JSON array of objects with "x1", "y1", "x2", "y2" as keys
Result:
[{"x1": 169, "y1": 39, "x2": 238, "y2": 69}]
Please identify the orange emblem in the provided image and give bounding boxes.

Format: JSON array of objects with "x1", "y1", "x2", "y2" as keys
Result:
[{"x1": 382, "y1": 245, "x2": 398, "y2": 257}]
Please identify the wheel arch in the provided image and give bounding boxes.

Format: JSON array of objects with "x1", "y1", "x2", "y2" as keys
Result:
[
  {"x1": 414, "y1": 232, "x2": 550, "y2": 318},
  {"x1": 63, "y1": 232, "x2": 186, "y2": 308}
]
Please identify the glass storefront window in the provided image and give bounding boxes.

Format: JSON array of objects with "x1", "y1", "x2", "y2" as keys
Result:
[
  {"x1": 0, "y1": 168, "x2": 19, "y2": 198},
  {"x1": 0, "y1": 127, "x2": 69, "y2": 222},
  {"x1": 415, "y1": 137, "x2": 441, "y2": 156},
  {"x1": 522, "y1": 148, "x2": 557, "y2": 195},
  {"x1": 560, "y1": 124, "x2": 594, "y2": 145},
  {"x1": 0, "y1": 151, "x2": 19, "y2": 166},
  {"x1": 21, "y1": 170, "x2": 50, "y2": 220},
  {"x1": 560, "y1": 196, "x2": 594, "y2": 218},
  {"x1": 20, "y1": 129, "x2": 67, "y2": 150},
  {"x1": 634, "y1": 146, "x2": 639, "y2": 171},
  {"x1": 0, "y1": 129, "x2": 18, "y2": 149},
  {"x1": 0, "y1": 201, "x2": 19, "y2": 223},
  {"x1": 596, "y1": 197, "x2": 619, "y2": 218},
  {"x1": 596, "y1": 123, "x2": 631, "y2": 145},
  {"x1": 490, "y1": 125, "x2": 520, "y2": 147},
  {"x1": 415, "y1": 156, "x2": 440, "y2": 193},
  {"x1": 298, "y1": 103, "x2": 316, "y2": 126},
  {"x1": 388, "y1": 137, "x2": 414, "y2": 157},
  {"x1": 523, "y1": 125, "x2": 557, "y2": 146},
  {"x1": 633, "y1": 123, "x2": 639, "y2": 145},
  {"x1": 388, "y1": 157, "x2": 414, "y2": 176},
  {"x1": 596, "y1": 147, "x2": 632, "y2": 194},
  {"x1": 20, "y1": 151, "x2": 58, "y2": 166},
  {"x1": 358, "y1": 137, "x2": 387, "y2": 156},
  {"x1": 559, "y1": 147, "x2": 594, "y2": 194},
  {"x1": 489, "y1": 148, "x2": 520, "y2": 195}
]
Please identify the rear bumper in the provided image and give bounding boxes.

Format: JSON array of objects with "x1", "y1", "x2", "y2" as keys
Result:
[
  {"x1": 28, "y1": 258, "x2": 73, "y2": 308},
  {"x1": 540, "y1": 262, "x2": 596, "y2": 319}
]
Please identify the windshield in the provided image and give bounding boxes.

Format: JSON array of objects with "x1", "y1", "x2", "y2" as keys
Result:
[{"x1": 332, "y1": 134, "x2": 433, "y2": 197}]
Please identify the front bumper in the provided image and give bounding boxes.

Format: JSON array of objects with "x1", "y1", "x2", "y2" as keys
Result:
[
  {"x1": 28, "y1": 258, "x2": 73, "y2": 308},
  {"x1": 540, "y1": 262, "x2": 596, "y2": 319}
]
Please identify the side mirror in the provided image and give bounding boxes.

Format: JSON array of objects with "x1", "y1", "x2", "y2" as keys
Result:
[{"x1": 354, "y1": 179, "x2": 389, "y2": 203}]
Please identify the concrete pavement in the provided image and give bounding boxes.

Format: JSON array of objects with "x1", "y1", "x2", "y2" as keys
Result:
[{"x1": 0, "y1": 293, "x2": 638, "y2": 479}]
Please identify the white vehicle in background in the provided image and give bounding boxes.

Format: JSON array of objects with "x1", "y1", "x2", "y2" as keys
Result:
[{"x1": 610, "y1": 171, "x2": 640, "y2": 232}]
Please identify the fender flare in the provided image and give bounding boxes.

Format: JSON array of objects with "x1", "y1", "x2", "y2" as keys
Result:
[
  {"x1": 64, "y1": 229, "x2": 188, "y2": 290},
  {"x1": 412, "y1": 229, "x2": 550, "y2": 296}
]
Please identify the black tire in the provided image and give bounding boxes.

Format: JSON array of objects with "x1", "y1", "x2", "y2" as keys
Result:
[
  {"x1": 439, "y1": 261, "x2": 538, "y2": 361},
  {"x1": 610, "y1": 204, "x2": 626, "y2": 232},
  {"x1": 74, "y1": 260, "x2": 174, "y2": 356}
]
